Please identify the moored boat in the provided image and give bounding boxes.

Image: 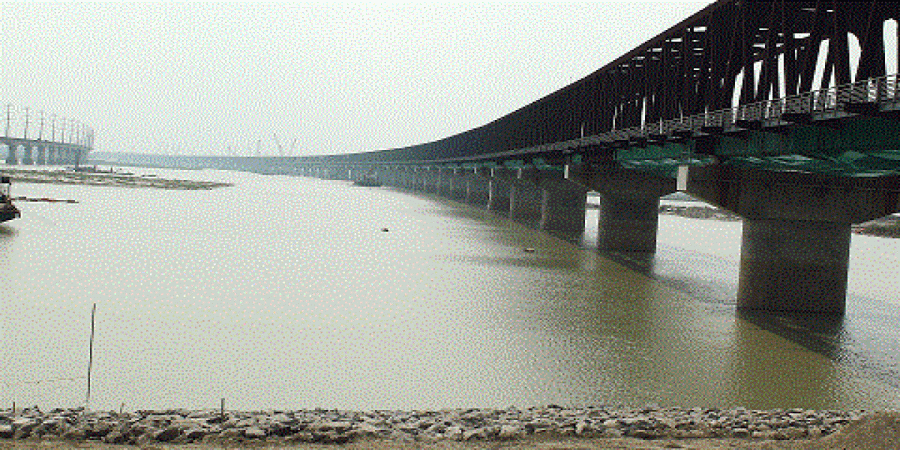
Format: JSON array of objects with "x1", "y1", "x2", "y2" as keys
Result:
[{"x1": 0, "y1": 176, "x2": 21, "y2": 223}]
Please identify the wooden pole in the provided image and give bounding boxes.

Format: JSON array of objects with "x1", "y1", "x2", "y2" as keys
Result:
[{"x1": 85, "y1": 303, "x2": 96, "y2": 407}]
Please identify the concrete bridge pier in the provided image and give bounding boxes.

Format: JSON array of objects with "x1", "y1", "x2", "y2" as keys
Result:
[
  {"x1": 514, "y1": 167, "x2": 588, "y2": 233},
  {"x1": 434, "y1": 169, "x2": 452, "y2": 196},
  {"x1": 539, "y1": 180, "x2": 588, "y2": 233},
  {"x1": 397, "y1": 168, "x2": 413, "y2": 189},
  {"x1": 404, "y1": 168, "x2": 419, "y2": 190},
  {"x1": 595, "y1": 193, "x2": 664, "y2": 253},
  {"x1": 486, "y1": 169, "x2": 511, "y2": 213},
  {"x1": 384, "y1": 167, "x2": 402, "y2": 188},
  {"x1": 569, "y1": 164, "x2": 675, "y2": 252},
  {"x1": 36, "y1": 146, "x2": 46, "y2": 165},
  {"x1": 465, "y1": 169, "x2": 491, "y2": 207},
  {"x1": 508, "y1": 175, "x2": 544, "y2": 226},
  {"x1": 738, "y1": 218, "x2": 850, "y2": 313},
  {"x1": 22, "y1": 145, "x2": 34, "y2": 165},
  {"x1": 420, "y1": 169, "x2": 440, "y2": 193},
  {"x1": 448, "y1": 170, "x2": 467, "y2": 201},
  {"x1": 5, "y1": 144, "x2": 18, "y2": 165},
  {"x1": 687, "y1": 164, "x2": 900, "y2": 314},
  {"x1": 335, "y1": 167, "x2": 351, "y2": 181}
]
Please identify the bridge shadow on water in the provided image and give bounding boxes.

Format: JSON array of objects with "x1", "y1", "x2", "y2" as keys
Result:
[
  {"x1": 737, "y1": 310, "x2": 847, "y2": 361},
  {"x1": 397, "y1": 188, "x2": 900, "y2": 390}
]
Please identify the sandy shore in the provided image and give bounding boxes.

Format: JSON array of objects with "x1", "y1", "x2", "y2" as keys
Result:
[{"x1": 0, "y1": 168, "x2": 230, "y2": 190}]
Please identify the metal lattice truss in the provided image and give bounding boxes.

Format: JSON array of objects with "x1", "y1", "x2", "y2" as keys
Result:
[{"x1": 341, "y1": 0, "x2": 900, "y2": 166}]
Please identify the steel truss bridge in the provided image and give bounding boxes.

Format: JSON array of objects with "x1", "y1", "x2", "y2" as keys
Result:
[{"x1": 101, "y1": 0, "x2": 900, "y2": 315}]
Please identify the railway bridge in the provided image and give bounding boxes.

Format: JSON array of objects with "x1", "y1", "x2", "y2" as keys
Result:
[
  {"x1": 102, "y1": 0, "x2": 900, "y2": 315},
  {"x1": 2, "y1": 105, "x2": 94, "y2": 166},
  {"x1": 301, "y1": 0, "x2": 900, "y2": 315}
]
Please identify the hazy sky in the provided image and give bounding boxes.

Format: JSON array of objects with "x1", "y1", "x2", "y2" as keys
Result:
[{"x1": 2, "y1": 2, "x2": 711, "y2": 156}]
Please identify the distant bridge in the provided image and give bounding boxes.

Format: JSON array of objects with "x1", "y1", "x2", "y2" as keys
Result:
[
  {"x1": 100, "y1": 0, "x2": 900, "y2": 315},
  {"x1": 2, "y1": 105, "x2": 94, "y2": 166}
]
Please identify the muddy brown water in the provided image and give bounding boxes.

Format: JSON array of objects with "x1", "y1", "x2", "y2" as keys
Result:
[{"x1": 1, "y1": 168, "x2": 898, "y2": 412}]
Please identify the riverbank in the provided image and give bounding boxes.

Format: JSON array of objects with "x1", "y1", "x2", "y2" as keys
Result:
[
  {"x1": 655, "y1": 204, "x2": 900, "y2": 238},
  {"x1": 0, "y1": 406, "x2": 880, "y2": 448},
  {"x1": 0, "y1": 168, "x2": 230, "y2": 190}
]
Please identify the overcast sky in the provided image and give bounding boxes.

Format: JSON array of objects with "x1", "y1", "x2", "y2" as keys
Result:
[{"x1": 2, "y1": 1, "x2": 711, "y2": 156}]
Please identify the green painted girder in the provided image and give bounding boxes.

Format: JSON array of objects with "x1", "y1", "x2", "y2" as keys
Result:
[
  {"x1": 609, "y1": 115, "x2": 900, "y2": 178},
  {"x1": 714, "y1": 116, "x2": 900, "y2": 159},
  {"x1": 503, "y1": 160, "x2": 526, "y2": 169},
  {"x1": 711, "y1": 115, "x2": 900, "y2": 177},
  {"x1": 728, "y1": 151, "x2": 900, "y2": 177},
  {"x1": 531, "y1": 157, "x2": 563, "y2": 171},
  {"x1": 620, "y1": 156, "x2": 717, "y2": 178},
  {"x1": 616, "y1": 141, "x2": 690, "y2": 161}
]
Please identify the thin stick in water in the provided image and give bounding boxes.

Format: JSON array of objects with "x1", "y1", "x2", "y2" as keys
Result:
[{"x1": 85, "y1": 303, "x2": 96, "y2": 407}]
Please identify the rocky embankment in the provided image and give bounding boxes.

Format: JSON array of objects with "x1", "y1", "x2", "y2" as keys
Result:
[{"x1": 0, "y1": 406, "x2": 865, "y2": 445}]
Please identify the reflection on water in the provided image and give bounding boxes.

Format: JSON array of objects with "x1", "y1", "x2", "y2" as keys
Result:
[{"x1": 0, "y1": 170, "x2": 898, "y2": 412}]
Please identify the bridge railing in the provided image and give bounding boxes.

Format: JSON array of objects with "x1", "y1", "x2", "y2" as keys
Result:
[{"x1": 592, "y1": 74, "x2": 900, "y2": 148}]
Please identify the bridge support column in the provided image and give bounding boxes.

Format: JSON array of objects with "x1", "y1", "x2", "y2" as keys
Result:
[
  {"x1": 389, "y1": 167, "x2": 404, "y2": 188},
  {"x1": 687, "y1": 163, "x2": 900, "y2": 314},
  {"x1": 422, "y1": 169, "x2": 440, "y2": 193},
  {"x1": 22, "y1": 145, "x2": 33, "y2": 165},
  {"x1": 509, "y1": 177, "x2": 543, "y2": 226},
  {"x1": 378, "y1": 167, "x2": 396, "y2": 187},
  {"x1": 6, "y1": 144, "x2": 17, "y2": 165},
  {"x1": 465, "y1": 170, "x2": 490, "y2": 206},
  {"x1": 410, "y1": 168, "x2": 425, "y2": 190},
  {"x1": 36, "y1": 146, "x2": 46, "y2": 165},
  {"x1": 487, "y1": 171, "x2": 511, "y2": 213},
  {"x1": 738, "y1": 219, "x2": 850, "y2": 313},
  {"x1": 449, "y1": 171, "x2": 467, "y2": 201},
  {"x1": 539, "y1": 182, "x2": 587, "y2": 232},
  {"x1": 595, "y1": 194, "x2": 661, "y2": 253},
  {"x1": 435, "y1": 169, "x2": 452, "y2": 196},
  {"x1": 568, "y1": 163, "x2": 675, "y2": 252}
]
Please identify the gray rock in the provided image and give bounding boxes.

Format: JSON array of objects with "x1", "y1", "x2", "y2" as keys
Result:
[
  {"x1": 444, "y1": 426, "x2": 463, "y2": 440},
  {"x1": 182, "y1": 427, "x2": 207, "y2": 441},
  {"x1": 153, "y1": 426, "x2": 182, "y2": 442},
  {"x1": 575, "y1": 421, "x2": 592, "y2": 436},
  {"x1": 243, "y1": 426, "x2": 266, "y2": 438},
  {"x1": 498, "y1": 424, "x2": 523, "y2": 439},
  {"x1": 463, "y1": 427, "x2": 487, "y2": 440}
]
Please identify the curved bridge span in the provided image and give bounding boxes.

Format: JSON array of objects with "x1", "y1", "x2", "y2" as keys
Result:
[
  {"x1": 2, "y1": 104, "x2": 94, "y2": 166},
  {"x1": 104, "y1": 0, "x2": 900, "y2": 315}
]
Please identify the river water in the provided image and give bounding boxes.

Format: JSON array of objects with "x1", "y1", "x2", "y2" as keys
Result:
[{"x1": 1, "y1": 168, "x2": 898, "y2": 412}]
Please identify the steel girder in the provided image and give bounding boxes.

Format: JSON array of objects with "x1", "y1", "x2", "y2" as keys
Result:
[{"x1": 336, "y1": 1, "x2": 899, "y2": 165}]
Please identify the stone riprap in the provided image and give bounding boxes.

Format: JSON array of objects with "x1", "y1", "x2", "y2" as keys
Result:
[{"x1": 0, "y1": 406, "x2": 865, "y2": 445}]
